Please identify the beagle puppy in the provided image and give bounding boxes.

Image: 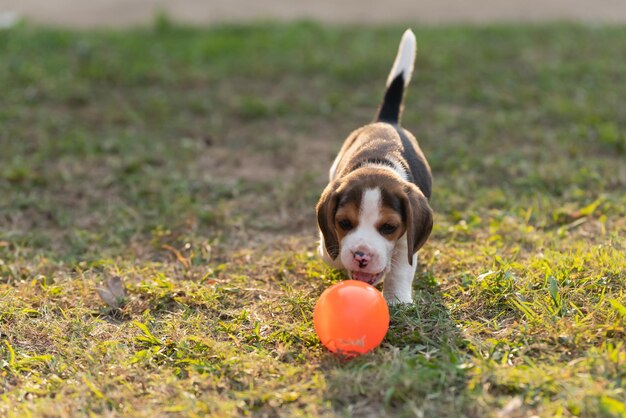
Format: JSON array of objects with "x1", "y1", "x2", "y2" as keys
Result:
[{"x1": 316, "y1": 29, "x2": 433, "y2": 304}]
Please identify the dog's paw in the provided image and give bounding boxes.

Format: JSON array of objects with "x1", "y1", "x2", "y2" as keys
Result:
[{"x1": 383, "y1": 292, "x2": 413, "y2": 305}]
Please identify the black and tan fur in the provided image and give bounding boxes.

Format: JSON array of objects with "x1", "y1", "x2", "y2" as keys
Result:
[{"x1": 316, "y1": 29, "x2": 433, "y2": 304}]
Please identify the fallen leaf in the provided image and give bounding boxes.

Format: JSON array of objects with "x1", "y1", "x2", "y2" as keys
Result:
[{"x1": 96, "y1": 276, "x2": 128, "y2": 308}]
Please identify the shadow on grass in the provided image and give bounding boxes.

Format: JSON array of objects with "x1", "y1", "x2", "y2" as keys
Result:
[{"x1": 319, "y1": 271, "x2": 479, "y2": 417}]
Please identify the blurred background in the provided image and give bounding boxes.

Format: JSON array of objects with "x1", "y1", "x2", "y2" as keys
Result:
[{"x1": 2, "y1": 0, "x2": 626, "y2": 27}]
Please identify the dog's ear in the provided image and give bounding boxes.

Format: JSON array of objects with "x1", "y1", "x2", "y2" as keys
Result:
[
  {"x1": 316, "y1": 181, "x2": 341, "y2": 260},
  {"x1": 400, "y1": 184, "x2": 433, "y2": 265}
]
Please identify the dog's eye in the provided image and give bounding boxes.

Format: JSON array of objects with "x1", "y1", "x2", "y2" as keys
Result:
[
  {"x1": 379, "y1": 223, "x2": 398, "y2": 235},
  {"x1": 338, "y1": 219, "x2": 353, "y2": 231}
]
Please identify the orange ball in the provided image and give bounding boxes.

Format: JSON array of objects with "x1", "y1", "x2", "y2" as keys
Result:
[{"x1": 314, "y1": 280, "x2": 390, "y2": 356}]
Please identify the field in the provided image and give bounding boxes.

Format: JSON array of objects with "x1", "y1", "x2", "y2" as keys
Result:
[{"x1": 1, "y1": 21, "x2": 625, "y2": 417}]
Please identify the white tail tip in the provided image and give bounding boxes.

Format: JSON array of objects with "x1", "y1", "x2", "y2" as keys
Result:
[{"x1": 386, "y1": 29, "x2": 417, "y2": 88}]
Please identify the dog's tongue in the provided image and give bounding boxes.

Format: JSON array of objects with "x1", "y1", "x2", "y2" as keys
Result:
[{"x1": 351, "y1": 271, "x2": 378, "y2": 284}]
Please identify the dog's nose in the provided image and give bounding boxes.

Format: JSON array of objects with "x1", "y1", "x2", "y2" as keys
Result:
[{"x1": 353, "y1": 251, "x2": 371, "y2": 268}]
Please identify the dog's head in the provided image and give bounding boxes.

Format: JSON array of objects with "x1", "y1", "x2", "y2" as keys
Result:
[{"x1": 316, "y1": 168, "x2": 433, "y2": 286}]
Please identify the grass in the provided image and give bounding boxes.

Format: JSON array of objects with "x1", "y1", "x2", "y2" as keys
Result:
[{"x1": 1, "y1": 20, "x2": 625, "y2": 417}]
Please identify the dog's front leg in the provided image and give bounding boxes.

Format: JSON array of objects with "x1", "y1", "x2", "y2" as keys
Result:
[{"x1": 383, "y1": 240, "x2": 417, "y2": 304}]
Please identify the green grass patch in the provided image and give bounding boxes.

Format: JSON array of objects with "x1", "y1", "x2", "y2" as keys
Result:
[{"x1": 1, "y1": 21, "x2": 625, "y2": 416}]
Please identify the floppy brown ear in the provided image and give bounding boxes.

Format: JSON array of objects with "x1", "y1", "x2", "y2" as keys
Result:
[
  {"x1": 401, "y1": 184, "x2": 433, "y2": 265},
  {"x1": 316, "y1": 181, "x2": 341, "y2": 260}
]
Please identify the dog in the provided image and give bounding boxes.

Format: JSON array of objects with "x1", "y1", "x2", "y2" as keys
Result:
[{"x1": 316, "y1": 29, "x2": 433, "y2": 304}]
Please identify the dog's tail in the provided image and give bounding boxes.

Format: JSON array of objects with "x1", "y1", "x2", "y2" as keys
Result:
[{"x1": 376, "y1": 29, "x2": 416, "y2": 124}]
